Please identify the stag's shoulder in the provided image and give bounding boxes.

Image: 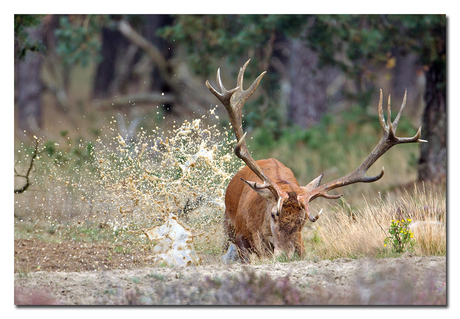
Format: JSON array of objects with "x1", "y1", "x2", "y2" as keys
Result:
[{"x1": 256, "y1": 158, "x2": 298, "y2": 185}]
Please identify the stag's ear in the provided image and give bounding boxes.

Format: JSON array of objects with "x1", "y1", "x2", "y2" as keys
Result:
[
  {"x1": 301, "y1": 173, "x2": 324, "y2": 193},
  {"x1": 241, "y1": 179, "x2": 274, "y2": 199}
]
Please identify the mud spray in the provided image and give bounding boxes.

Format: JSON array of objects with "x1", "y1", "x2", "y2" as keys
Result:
[{"x1": 14, "y1": 107, "x2": 243, "y2": 260}]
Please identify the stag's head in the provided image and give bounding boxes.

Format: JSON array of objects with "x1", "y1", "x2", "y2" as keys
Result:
[
  {"x1": 269, "y1": 191, "x2": 308, "y2": 257},
  {"x1": 206, "y1": 60, "x2": 426, "y2": 258},
  {"x1": 241, "y1": 168, "x2": 328, "y2": 258}
]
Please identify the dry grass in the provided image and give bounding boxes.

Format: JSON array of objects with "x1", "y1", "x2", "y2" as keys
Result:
[{"x1": 303, "y1": 182, "x2": 446, "y2": 260}]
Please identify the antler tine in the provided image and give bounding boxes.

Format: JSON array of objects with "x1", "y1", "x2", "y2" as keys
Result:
[
  {"x1": 236, "y1": 60, "x2": 250, "y2": 90},
  {"x1": 378, "y1": 89, "x2": 386, "y2": 129},
  {"x1": 392, "y1": 89, "x2": 407, "y2": 131},
  {"x1": 236, "y1": 59, "x2": 267, "y2": 103},
  {"x1": 387, "y1": 93, "x2": 392, "y2": 128},
  {"x1": 205, "y1": 79, "x2": 220, "y2": 98},
  {"x1": 217, "y1": 68, "x2": 227, "y2": 93},
  {"x1": 398, "y1": 126, "x2": 427, "y2": 143},
  {"x1": 384, "y1": 89, "x2": 427, "y2": 143},
  {"x1": 304, "y1": 205, "x2": 320, "y2": 222},
  {"x1": 205, "y1": 68, "x2": 239, "y2": 106},
  {"x1": 245, "y1": 71, "x2": 267, "y2": 99}
]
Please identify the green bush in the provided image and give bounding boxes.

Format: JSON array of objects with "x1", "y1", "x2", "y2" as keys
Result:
[{"x1": 384, "y1": 219, "x2": 416, "y2": 253}]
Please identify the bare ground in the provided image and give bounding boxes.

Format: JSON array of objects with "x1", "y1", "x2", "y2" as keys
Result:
[{"x1": 14, "y1": 239, "x2": 446, "y2": 305}]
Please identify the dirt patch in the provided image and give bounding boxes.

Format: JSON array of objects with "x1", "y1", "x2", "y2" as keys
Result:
[
  {"x1": 14, "y1": 239, "x2": 446, "y2": 305},
  {"x1": 14, "y1": 239, "x2": 156, "y2": 272}
]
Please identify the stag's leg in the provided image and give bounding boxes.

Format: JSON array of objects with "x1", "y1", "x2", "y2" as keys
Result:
[
  {"x1": 220, "y1": 215, "x2": 241, "y2": 264},
  {"x1": 223, "y1": 215, "x2": 235, "y2": 252}
]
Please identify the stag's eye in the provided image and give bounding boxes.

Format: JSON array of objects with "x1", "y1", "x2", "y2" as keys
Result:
[{"x1": 271, "y1": 212, "x2": 276, "y2": 220}]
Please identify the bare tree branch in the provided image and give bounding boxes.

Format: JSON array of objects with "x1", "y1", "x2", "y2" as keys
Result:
[
  {"x1": 14, "y1": 138, "x2": 40, "y2": 194},
  {"x1": 117, "y1": 19, "x2": 174, "y2": 88}
]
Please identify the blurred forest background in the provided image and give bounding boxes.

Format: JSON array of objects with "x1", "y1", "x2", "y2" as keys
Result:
[{"x1": 14, "y1": 14, "x2": 446, "y2": 199}]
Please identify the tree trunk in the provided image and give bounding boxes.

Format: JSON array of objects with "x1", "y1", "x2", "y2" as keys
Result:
[
  {"x1": 142, "y1": 15, "x2": 173, "y2": 93},
  {"x1": 391, "y1": 51, "x2": 426, "y2": 127},
  {"x1": 15, "y1": 24, "x2": 44, "y2": 133},
  {"x1": 417, "y1": 61, "x2": 446, "y2": 184},
  {"x1": 93, "y1": 25, "x2": 132, "y2": 98},
  {"x1": 287, "y1": 39, "x2": 337, "y2": 128}
]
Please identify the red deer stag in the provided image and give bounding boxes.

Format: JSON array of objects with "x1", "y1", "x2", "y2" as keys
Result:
[{"x1": 206, "y1": 60, "x2": 426, "y2": 261}]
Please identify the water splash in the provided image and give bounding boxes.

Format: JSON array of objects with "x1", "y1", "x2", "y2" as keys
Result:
[
  {"x1": 14, "y1": 108, "x2": 243, "y2": 252},
  {"x1": 94, "y1": 116, "x2": 241, "y2": 229}
]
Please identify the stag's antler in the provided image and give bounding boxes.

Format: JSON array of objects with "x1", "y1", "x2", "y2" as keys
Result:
[
  {"x1": 298, "y1": 89, "x2": 427, "y2": 220},
  {"x1": 206, "y1": 60, "x2": 282, "y2": 201}
]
